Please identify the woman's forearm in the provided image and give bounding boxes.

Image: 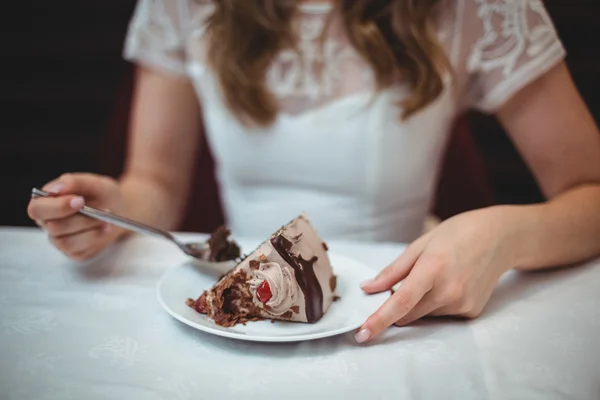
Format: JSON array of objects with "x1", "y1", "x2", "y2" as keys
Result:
[
  {"x1": 506, "y1": 183, "x2": 600, "y2": 271},
  {"x1": 107, "y1": 67, "x2": 202, "y2": 239},
  {"x1": 117, "y1": 172, "x2": 190, "y2": 235}
]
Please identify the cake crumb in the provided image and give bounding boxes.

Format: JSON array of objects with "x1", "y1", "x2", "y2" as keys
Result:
[{"x1": 329, "y1": 275, "x2": 337, "y2": 292}]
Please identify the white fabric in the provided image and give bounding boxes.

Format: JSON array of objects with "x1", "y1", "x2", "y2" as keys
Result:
[
  {"x1": 123, "y1": 0, "x2": 566, "y2": 243},
  {"x1": 1, "y1": 227, "x2": 599, "y2": 399}
]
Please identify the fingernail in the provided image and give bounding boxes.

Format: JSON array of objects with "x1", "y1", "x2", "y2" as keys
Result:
[
  {"x1": 354, "y1": 328, "x2": 371, "y2": 343},
  {"x1": 360, "y1": 279, "x2": 373, "y2": 289},
  {"x1": 69, "y1": 197, "x2": 84, "y2": 209},
  {"x1": 47, "y1": 184, "x2": 64, "y2": 194}
]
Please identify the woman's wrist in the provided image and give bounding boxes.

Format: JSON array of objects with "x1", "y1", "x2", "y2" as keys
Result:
[
  {"x1": 486, "y1": 204, "x2": 545, "y2": 273},
  {"x1": 118, "y1": 174, "x2": 184, "y2": 232},
  {"x1": 495, "y1": 184, "x2": 600, "y2": 271}
]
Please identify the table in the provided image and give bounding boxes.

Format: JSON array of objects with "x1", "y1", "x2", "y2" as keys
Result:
[{"x1": 1, "y1": 227, "x2": 599, "y2": 399}]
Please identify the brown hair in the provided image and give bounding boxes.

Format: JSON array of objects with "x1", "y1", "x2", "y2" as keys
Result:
[{"x1": 205, "y1": 0, "x2": 449, "y2": 126}]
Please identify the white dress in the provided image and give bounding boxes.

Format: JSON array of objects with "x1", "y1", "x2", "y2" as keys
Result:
[{"x1": 123, "y1": 0, "x2": 566, "y2": 243}]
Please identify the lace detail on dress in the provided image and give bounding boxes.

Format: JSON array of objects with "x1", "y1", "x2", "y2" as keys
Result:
[
  {"x1": 123, "y1": 0, "x2": 188, "y2": 76},
  {"x1": 127, "y1": 0, "x2": 181, "y2": 52},
  {"x1": 463, "y1": 0, "x2": 565, "y2": 111},
  {"x1": 269, "y1": 20, "x2": 352, "y2": 99},
  {"x1": 122, "y1": 0, "x2": 565, "y2": 115},
  {"x1": 467, "y1": 0, "x2": 560, "y2": 76},
  {"x1": 266, "y1": 11, "x2": 375, "y2": 115}
]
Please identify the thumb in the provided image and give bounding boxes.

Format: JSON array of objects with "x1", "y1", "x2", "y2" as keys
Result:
[{"x1": 43, "y1": 173, "x2": 113, "y2": 199}]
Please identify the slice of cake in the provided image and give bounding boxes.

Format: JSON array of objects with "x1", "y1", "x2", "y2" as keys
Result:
[{"x1": 186, "y1": 213, "x2": 337, "y2": 327}]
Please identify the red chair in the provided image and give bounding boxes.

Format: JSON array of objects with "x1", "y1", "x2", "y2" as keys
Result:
[
  {"x1": 101, "y1": 66, "x2": 496, "y2": 234},
  {"x1": 434, "y1": 115, "x2": 496, "y2": 220}
]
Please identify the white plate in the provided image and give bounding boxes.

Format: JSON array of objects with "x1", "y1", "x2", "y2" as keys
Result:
[{"x1": 156, "y1": 252, "x2": 390, "y2": 342}]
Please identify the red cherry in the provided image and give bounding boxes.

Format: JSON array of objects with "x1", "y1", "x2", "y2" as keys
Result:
[{"x1": 257, "y1": 281, "x2": 272, "y2": 304}]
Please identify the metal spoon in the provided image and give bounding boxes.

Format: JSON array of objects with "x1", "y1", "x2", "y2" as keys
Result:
[{"x1": 31, "y1": 187, "x2": 234, "y2": 266}]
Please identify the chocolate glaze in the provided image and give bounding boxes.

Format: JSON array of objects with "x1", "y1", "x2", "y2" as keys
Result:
[{"x1": 271, "y1": 235, "x2": 323, "y2": 323}]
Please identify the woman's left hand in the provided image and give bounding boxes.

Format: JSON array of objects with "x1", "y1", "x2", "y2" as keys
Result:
[{"x1": 354, "y1": 206, "x2": 520, "y2": 343}]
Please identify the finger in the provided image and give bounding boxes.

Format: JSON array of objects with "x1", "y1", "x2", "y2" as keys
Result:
[
  {"x1": 393, "y1": 290, "x2": 440, "y2": 326},
  {"x1": 430, "y1": 302, "x2": 482, "y2": 320},
  {"x1": 355, "y1": 264, "x2": 435, "y2": 343},
  {"x1": 45, "y1": 215, "x2": 106, "y2": 238},
  {"x1": 359, "y1": 251, "x2": 417, "y2": 294},
  {"x1": 70, "y1": 245, "x2": 106, "y2": 262},
  {"x1": 50, "y1": 226, "x2": 107, "y2": 255},
  {"x1": 67, "y1": 229, "x2": 113, "y2": 261},
  {"x1": 43, "y1": 172, "x2": 113, "y2": 198},
  {"x1": 28, "y1": 195, "x2": 85, "y2": 221},
  {"x1": 360, "y1": 233, "x2": 430, "y2": 294}
]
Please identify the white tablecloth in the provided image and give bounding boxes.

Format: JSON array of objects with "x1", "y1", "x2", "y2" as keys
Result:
[{"x1": 0, "y1": 227, "x2": 598, "y2": 400}]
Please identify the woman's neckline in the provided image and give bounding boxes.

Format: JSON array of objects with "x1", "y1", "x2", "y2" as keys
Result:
[{"x1": 298, "y1": 2, "x2": 334, "y2": 14}]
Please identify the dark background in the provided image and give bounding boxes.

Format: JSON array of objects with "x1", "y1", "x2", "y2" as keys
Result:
[{"x1": 3, "y1": 1, "x2": 599, "y2": 233}]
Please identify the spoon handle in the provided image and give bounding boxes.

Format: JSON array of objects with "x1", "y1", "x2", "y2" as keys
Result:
[{"x1": 31, "y1": 188, "x2": 174, "y2": 241}]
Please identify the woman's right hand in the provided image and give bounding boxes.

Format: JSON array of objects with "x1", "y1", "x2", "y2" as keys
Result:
[{"x1": 27, "y1": 173, "x2": 129, "y2": 261}]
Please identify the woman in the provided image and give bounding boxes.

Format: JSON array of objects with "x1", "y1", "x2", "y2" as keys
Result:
[{"x1": 27, "y1": 0, "x2": 600, "y2": 344}]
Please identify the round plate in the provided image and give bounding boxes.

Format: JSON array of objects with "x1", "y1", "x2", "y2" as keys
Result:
[{"x1": 156, "y1": 252, "x2": 390, "y2": 342}]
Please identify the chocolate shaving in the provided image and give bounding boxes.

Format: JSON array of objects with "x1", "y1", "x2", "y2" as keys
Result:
[
  {"x1": 186, "y1": 268, "x2": 276, "y2": 328},
  {"x1": 329, "y1": 275, "x2": 337, "y2": 292},
  {"x1": 186, "y1": 291, "x2": 208, "y2": 314}
]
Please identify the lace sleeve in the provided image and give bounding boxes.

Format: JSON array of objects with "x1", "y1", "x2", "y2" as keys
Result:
[
  {"x1": 123, "y1": 0, "x2": 189, "y2": 77},
  {"x1": 458, "y1": 0, "x2": 566, "y2": 113}
]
